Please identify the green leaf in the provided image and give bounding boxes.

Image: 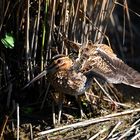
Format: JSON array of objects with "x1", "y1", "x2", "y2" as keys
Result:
[{"x1": 1, "y1": 33, "x2": 15, "y2": 49}]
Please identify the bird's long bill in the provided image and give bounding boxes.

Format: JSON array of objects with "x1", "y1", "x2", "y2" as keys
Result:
[{"x1": 22, "y1": 70, "x2": 47, "y2": 89}]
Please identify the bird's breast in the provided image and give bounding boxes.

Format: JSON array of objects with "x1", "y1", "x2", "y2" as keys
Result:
[{"x1": 48, "y1": 70, "x2": 89, "y2": 96}]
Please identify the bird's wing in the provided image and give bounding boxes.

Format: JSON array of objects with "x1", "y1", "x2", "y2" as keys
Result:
[
  {"x1": 94, "y1": 47, "x2": 140, "y2": 88},
  {"x1": 74, "y1": 42, "x2": 140, "y2": 88}
]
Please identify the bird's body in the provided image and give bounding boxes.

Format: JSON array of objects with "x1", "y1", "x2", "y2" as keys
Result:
[
  {"x1": 25, "y1": 41, "x2": 140, "y2": 94},
  {"x1": 24, "y1": 40, "x2": 140, "y2": 124},
  {"x1": 47, "y1": 55, "x2": 92, "y2": 97},
  {"x1": 48, "y1": 70, "x2": 86, "y2": 96},
  {"x1": 46, "y1": 54, "x2": 93, "y2": 122}
]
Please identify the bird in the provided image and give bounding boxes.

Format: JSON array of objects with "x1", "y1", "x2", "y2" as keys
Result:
[
  {"x1": 46, "y1": 54, "x2": 94, "y2": 124},
  {"x1": 77, "y1": 41, "x2": 140, "y2": 88},
  {"x1": 23, "y1": 40, "x2": 140, "y2": 124}
]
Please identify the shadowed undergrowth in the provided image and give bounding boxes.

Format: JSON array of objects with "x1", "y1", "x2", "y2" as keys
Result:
[{"x1": 0, "y1": 0, "x2": 140, "y2": 139}]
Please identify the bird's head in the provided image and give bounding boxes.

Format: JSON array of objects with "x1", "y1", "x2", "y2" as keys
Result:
[{"x1": 47, "y1": 54, "x2": 73, "y2": 74}]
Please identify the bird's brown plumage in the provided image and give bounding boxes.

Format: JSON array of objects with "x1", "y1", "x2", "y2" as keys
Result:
[
  {"x1": 23, "y1": 40, "x2": 140, "y2": 124},
  {"x1": 77, "y1": 41, "x2": 140, "y2": 88},
  {"x1": 47, "y1": 55, "x2": 89, "y2": 97},
  {"x1": 24, "y1": 41, "x2": 140, "y2": 91}
]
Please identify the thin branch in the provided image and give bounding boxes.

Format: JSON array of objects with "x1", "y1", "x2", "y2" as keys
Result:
[{"x1": 37, "y1": 108, "x2": 140, "y2": 137}]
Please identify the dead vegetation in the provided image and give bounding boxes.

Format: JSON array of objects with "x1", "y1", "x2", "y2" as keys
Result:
[{"x1": 0, "y1": 0, "x2": 140, "y2": 140}]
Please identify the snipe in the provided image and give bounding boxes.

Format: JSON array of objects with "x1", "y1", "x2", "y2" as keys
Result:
[{"x1": 24, "y1": 41, "x2": 140, "y2": 125}]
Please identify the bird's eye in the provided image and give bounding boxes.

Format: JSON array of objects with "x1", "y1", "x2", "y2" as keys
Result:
[{"x1": 57, "y1": 60, "x2": 61, "y2": 64}]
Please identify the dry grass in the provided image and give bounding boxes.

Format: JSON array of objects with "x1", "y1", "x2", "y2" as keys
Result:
[{"x1": 0, "y1": 0, "x2": 140, "y2": 139}]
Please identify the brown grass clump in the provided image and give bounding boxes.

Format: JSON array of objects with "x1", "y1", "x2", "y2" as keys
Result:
[{"x1": 0, "y1": 0, "x2": 140, "y2": 139}]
